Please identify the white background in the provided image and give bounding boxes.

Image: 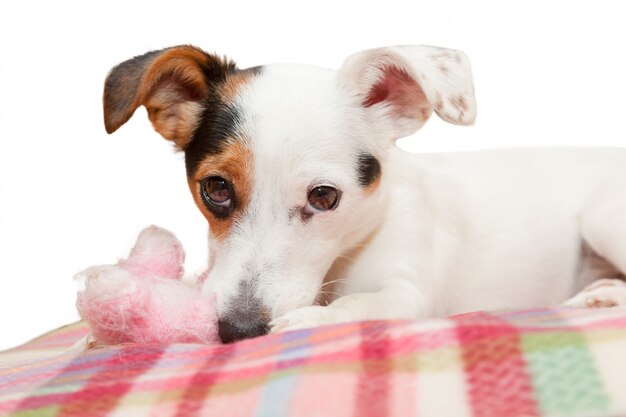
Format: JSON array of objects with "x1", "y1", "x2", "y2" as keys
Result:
[{"x1": 0, "y1": 0, "x2": 625, "y2": 350}]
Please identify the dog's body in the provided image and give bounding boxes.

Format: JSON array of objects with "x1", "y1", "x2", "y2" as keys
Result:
[
  {"x1": 327, "y1": 147, "x2": 626, "y2": 318},
  {"x1": 104, "y1": 45, "x2": 626, "y2": 342}
]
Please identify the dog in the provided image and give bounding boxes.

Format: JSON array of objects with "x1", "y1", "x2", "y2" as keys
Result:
[{"x1": 103, "y1": 45, "x2": 626, "y2": 343}]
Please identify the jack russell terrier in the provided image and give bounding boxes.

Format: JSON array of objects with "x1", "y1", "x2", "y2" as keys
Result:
[{"x1": 103, "y1": 45, "x2": 626, "y2": 343}]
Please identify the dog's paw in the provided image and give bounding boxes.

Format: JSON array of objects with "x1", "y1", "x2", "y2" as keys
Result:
[
  {"x1": 562, "y1": 278, "x2": 626, "y2": 308},
  {"x1": 68, "y1": 333, "x2": 103, "y2": 352},
  {"x1": 270, "y1": 306, "x2": 341, "y2": 333}
]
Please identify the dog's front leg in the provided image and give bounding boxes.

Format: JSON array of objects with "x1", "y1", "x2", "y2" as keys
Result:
[{"x1": 270, "y1": 279, "x2": 428, "y2": 332}]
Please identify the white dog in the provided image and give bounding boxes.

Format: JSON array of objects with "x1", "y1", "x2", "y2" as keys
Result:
[{"x1": 104, "y1": 45, "x2": 626, "y2": 343}]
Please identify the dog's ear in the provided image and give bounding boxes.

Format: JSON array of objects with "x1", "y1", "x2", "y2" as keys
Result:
[
  {"x1": 103, "y1": 45, "x2": 236, "y2": 149},
  {"x1": 338, "y1": 46, "x2": 476, "y2": 140}
]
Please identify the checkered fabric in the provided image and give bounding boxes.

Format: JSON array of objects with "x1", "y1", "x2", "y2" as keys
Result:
[{"x1": 1, "y1": 307, "x2": 626, "y2": 417}]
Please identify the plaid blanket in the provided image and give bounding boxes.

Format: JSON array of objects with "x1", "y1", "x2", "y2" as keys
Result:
[{"x1": 1, "y1": 307, "x2": 626, "y2": 417}]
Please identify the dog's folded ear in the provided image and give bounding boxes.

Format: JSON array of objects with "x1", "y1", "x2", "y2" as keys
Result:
[
  {"x1": 338, "y1": 46, "x2": 476, "y2": 140},
  {"x1": 103, "y1": 45, "x2": 236, "y2": 149}
]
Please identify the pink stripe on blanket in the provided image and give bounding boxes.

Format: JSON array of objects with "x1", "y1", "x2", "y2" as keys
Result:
[
  {"x1": 9, "y1": 346, "x2": 165, "y2": 416},
  {"x1": 173, "y1": 342, "x2": 239, "y2": 417},
  {"x1": 454, "y1": 312, "x2": 539, "y2": 417},
  {"x1": 1, "y1": 348, "x2": 161, "y2": 391},
  {"x1": 354, "y1": 321, "x2": 392, "y2": 417}
]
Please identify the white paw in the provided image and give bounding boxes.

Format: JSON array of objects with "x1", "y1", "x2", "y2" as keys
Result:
[
  {"x1": 563, "y1": 279, "x2": 626, "y2": 308},
  {"x1": 270, "y1": 305, "x2": 341, "y2": 333},
  {"x1": 68, "y1": 333, "x2": 101, "y2": 352}
]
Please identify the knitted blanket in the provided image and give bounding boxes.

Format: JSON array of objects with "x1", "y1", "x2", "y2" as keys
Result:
[{"x1": 1, "y1": 307, "x2": 626, "y2": 417}]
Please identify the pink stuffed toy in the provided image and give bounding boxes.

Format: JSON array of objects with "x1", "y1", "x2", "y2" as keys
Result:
[{"x1": 75, "y1": 225, "x2": 220, "y2": 346}]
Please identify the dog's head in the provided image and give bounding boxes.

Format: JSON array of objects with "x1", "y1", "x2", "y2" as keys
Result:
[{"x1": 103, "y1": 45, "x2": 476, "y2": 342}]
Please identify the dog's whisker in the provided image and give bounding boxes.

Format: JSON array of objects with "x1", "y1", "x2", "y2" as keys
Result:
[
  {"x1": 320, "y1": 278, "x2": 347, "y2": 289},
  {"x1": 318, "y1": 290, "x2": 342, "y2": 298}
]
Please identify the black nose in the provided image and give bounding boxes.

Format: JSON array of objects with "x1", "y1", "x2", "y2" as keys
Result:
[{"x1": 218, "y1": 315, "x2": 269, "y2": 344}]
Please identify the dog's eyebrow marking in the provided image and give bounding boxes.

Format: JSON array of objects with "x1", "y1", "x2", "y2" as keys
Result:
[{"x1": 356, "y1": 153, "x2": 381, "y2": 190}]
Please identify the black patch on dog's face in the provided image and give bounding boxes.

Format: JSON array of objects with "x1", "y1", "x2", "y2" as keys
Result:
[
  {"x1": 184, "y1": 67, "x2": 262, "y2": 178},
  {"x1": 356, "y1": 153, "x2": 381, "y2": 186},
  {"x1": 184, "y1": 100, "x2": 242, "y2": 177}
]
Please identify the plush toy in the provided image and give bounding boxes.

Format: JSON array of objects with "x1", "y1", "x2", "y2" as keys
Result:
[{"x1": 75, "y1": 225, "x2": 220, "y2": 346}]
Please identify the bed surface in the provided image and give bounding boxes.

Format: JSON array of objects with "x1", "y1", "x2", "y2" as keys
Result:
[{"x1": 2, "y1": 307, "x2": 626, "y2": 417}]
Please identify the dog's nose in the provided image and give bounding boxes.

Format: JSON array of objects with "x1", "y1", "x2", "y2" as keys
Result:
[{"x1": 218, "y1": 313, "x2": 269, "y2": 344}]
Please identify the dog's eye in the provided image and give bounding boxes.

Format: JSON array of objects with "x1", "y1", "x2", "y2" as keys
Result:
[
  {"x1": 201, "y1": 176, "x2": 233, "y2": 218},
  {"x1": 306, "y1": 186, "x2": 340, "y2": 213}
]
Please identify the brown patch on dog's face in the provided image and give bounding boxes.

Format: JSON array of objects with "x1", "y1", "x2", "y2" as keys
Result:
[
  {"x1": 188, "y1": 142, "x2": 253, "y2": 240},
  {"x1": 182, "y1": 66, "x2": 261, "y2": 238}
]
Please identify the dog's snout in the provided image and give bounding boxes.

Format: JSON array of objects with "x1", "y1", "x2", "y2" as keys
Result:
[{"x1": 218, "y1": 310, "x2": 270, "y2": 344}]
